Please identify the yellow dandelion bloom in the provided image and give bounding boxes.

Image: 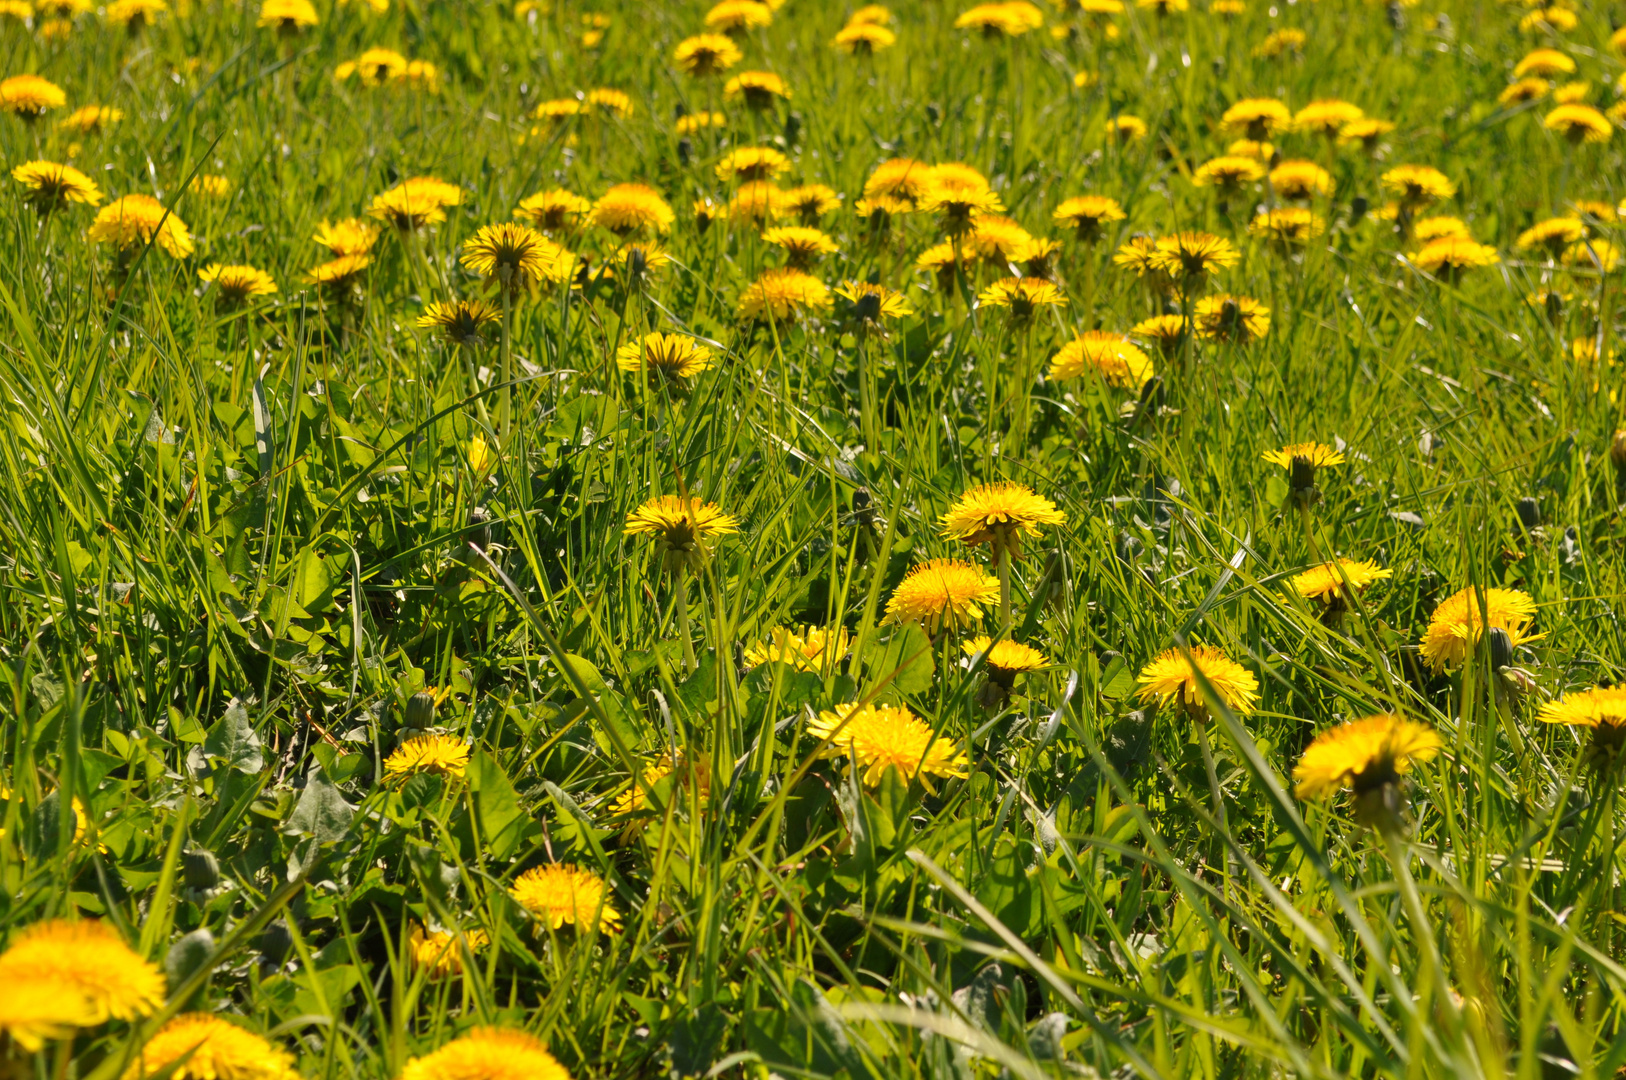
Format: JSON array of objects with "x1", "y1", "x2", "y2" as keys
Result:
[
  {"x1": 0, "y1": 920, "x2": 164, "y2": 1044},
  {"x1": 918, "y1": 165, "x2": 1003, "y2": 236},
  {"x1": 954, "y1": 0, "x2": 1044, "y2": 37},
  {"x1": 509, "y1": 864, "x2": 621, "y2": 933},
  {"x1": 1104, "y1": 114, "x2": 1147, "y2": 142},
  {"x1": 1194, "y1": 294, "x2": 1270, "y2": 343},
  {"x1": 673, "y1": 33, "x2": 743, "y2": 78},
  {"x1": 1380, "y1": 164, "x2": 1455, "y2": 207},
  {"x1": 861, "y1": 157, "x2": 933, "y2": 215},
  {"x1": 1253, "y1": 27, "x2": 1305, "y2": 58},
  {"x1": 705, "y1": 0, "x2": 772, "y2": 32},
  {"x1": 334, "y1": 47, "x2": 407, "y2": 85},
  {"x1": 417, "y1": 299, "x2": 500, "y2": 347},
  {"x1": 1290, "y1": 559, "x2": 1392, "y2": 605},
  {"x1": 744, "y1": 625, "x2": 851, "y2": 670},
  {"x1": 403, "y1": 1029, "x2": 572, "y2": 1080},
  {"x1": 1517, "y1": 216, "x2": 1587, "y2": 257},
  {"x1": 834, "y1": 21, "x2": 896, "y2": 52},
  {"x1": 978, "y1": 276, "x2": 1066, "y2": 322},
  {"x1": 406, "y1": 925, "x2": 488, "y2": 979},
  {"x1": 1410, "y1": 236, "x2": 1499, "y2": 279},
  {"x1": 727, "y1": 181, "x2": 789, "y2": 227},
  {"x1": 0, "y1": 982, "x2": 97, "y2": 1053},
  {"x1": 1498, "y1": 78, "x2": 1550, "y2": 106},
  {"x1": 674, "y1": 110, "x2": 726, "y2": 135},
  {"x1": 1293, "y1": 98, "x2": 1363, "y2": 136},
  {"x1": 88, "y1": 194, "x2": 192, "y2": 258},
  {"x1": 1262, "y1": 441, "x2": 1345, "y2": 469},
  {"x1": 58, "y1": 104, "x2": 122, "y2": 135},
  {"x1": 1413, "y1": 215, "x2": 1471, "y2": 241},
  {"x1": 715, "y1": 146, "x2": 791, "y2": 184},
  {"x1": 305, "y1": 254, "x2": 372, "y2": 287},
  {"x1": 313, "y1": 217, "x2": 379, "y2": 257},
  {"x1": 1052, "y1": 194, "x2": 1125, "y2": 242},
  {"x1": 782, "y1": 183, "x2": 841, "y2": 224},
  {"x1": 885, "y1": 558, "x2": 1001, "y2": 634},
  {"x1": 737, "y1": 267, "x2": 831, "y2": 322},
  {"x1": 615, "y1": 332, "x2": 715, "y2": 386},
  {"x1": 624, "y1": 495, "x2": 739, "y2": 572},
  {"x1": 257, "y1": 0, "x2": 316, "y2": 31},
  {"x1": 11, "y1": 159, "x2": 101, "y2": 212},
  {"x1": 1419, "y1": 586, "x2": 1538, "y2": 672},
  {"x1": 515, "y1": 188, "x2": 591, "y2": 232},
  {"x1": 1544, "y1": 103, "x2": 1611, "y2": 144},
  {"x1": 589, "y1": 183, "x2": 674, "y2": 236},
  {"x1": 940, "y1": 482, "x2": 1065, "y2": 564},
  {"x1": 961, "y1": 636, "x2": 1048, "y2": 685},
  {"x1": 1192, "y1": 155, "x2": 1266, "y2": 191},
  {"x1": 1268, "y1": 159, "x2": 1332, "y2": 200},
  {"x1": 460, "y1": 222, "x2": 572, "y2": 289},
  {"x1": 1293, "y1": 714, "x2": 1441, "y2": 801},
  {"x1": 1132, "y1": 314, "x2": 1187, "y2": 354},
  {"x1": 1134, "y1": 644, "x2": 1259, "y2": 715},
  {"x1": 724, "y1": 70, "x2": 791, "y2": 108},
  {"x1": 1220, "y1": 97, "x2": 1291, "y2": 140},
  {"x1": 125, "y1": 1014, "x2": 297, "y2": 1080},
  {"x1": 0, "y1": 74, "x2": 65, "y2": 118},
  {"x1": 1513, "y1": 47, "x2": 1574, "y2": 79},
  {"x1": 383, "y1": 734, "x2": 471, "y2": 780},
  {"x1": 1049, "y1": 330, "x2": 1153, "y2": 389},
  {"x1": 199, "y1": 264, "x2": 277, "y2": 303},
  {"x1": 761, "y1": 225, "x2": 838, "y2": 268},
  {"x1": 834, "y1": 279, "x2": 914, "y2": 324},
  {"x1": 808, "y1": 703, "x2": 970, "y2": 791},
  {"x1": 1149, "y1": 231, "x2": 1240, "y2": 286},
  {"x1": 1249, "y1": 207, "x2": 1325, "y2": 248}
]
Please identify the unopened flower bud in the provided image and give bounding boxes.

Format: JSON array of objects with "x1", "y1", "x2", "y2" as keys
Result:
[
  {"x1": 182, "y1": 849, "x2": 220, "y2": 890},
  {"x1": 405, "y1": 690, "x2": 437, "y2": 731},
  {"x1": 1488, "y1": 626, "x2": 1514, "y2": 671}
]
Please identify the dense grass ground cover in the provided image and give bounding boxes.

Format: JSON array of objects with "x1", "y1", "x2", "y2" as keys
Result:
[{"x1": 3, "y1": 0, "x2": 1626, "y2": 1075}]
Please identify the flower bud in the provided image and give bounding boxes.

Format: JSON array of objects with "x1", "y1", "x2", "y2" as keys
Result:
[
  {"x1": 405, "y1": 690, "x2": 437, "y2": 731},
  {"x1": 182, "y1": 849, "x2": 220, "y2": 890},
  {"x1": 1487, "y1": 625, "x2": 1514, "y2": 671}
]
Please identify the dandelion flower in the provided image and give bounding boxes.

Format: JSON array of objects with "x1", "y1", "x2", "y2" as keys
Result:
[
  {"x1": 1564, "y1": 238, "x2": 1623, "y2": 273},
  {"x1": 89, "y1": 194, "x2": 192, "y2": 258},
  {"x1": 1498, "y1": 78, "x2": 1550, "y2": 106},
  {"x1": 1513, "y1": 47, "x2": 1574, "y2": 79},
  {"x1": 918, "y1": 164, "x2": 1003, "y2": 236},
  {"x1": 674, "y1": 110, "x2": 726, "y2": 135},
  {"x1": 1336, "y1": 118, "x2": 1394, "y2": 151},
  {"x1": 1192, "y1": 155, "x2": 1265, "y2": 192},
  {"x1": 961, "y1": 636, "x2": 1048, "y2": 687},
  {"x1": 407, "y1": 925, "x2": 488, "y2": 979},
  {"x1": 1552, "y1": 80, "x2": 1590, "y2": 106},
  {"x1": 1381, "y1": 164, "x2": 1456, "y2": 208},
  {"x1": 461, "y1": 222, "x2": 572, "y2": 290},
  {"x1": 257, "y1": 0, "x2": 316, "y2": 32},
  {"x1": 885, "y1": 558, "x2": 1000, "y2": 634},
  {"x1": 968, "y1": 215, "x2": 1035, "y2": 263},
  {"x1": 11, "y1": 160, "x2": 100, "y2": 212},
  {"x1": 808, "y1": 703, "x2": 970, "y2": 791},
  {"x1": 1250, "y1": 207, "x2": 1325, "y2": 248},
  {"x1": 334, "y1": 47, "x2": 406, "y2": 84},
  {"x1": 1220, "y1": 97, "x2": 1291, "y2": 140},
  {"x1": 1290, "y1": 558, "x2": 1391, "y2": 612},
  {"x1": 199, "y1": 264, "x2": 277, "y2": 303},
  {"x1": 1419, "y1": 586, "x2": 1538, "y2": 672},
  {"x1": 737, "y1": 267, "x2": 831, "y2": 322},
  {"x1": 1052, "y1": 194, "x2": 1125, "y2": 242},
  {"x1": 1262, "y1": 441, "x2": 1344, "y2": 470},
  {"x1": 305, "y1": 254, "x2": 372, "y2": 288},
  {"x1": 1104, "y1": 115, "x2": 1147, "y2": 142},
  {"x1": 940, "y1": 482, "x2": 1065, "y2": 565},
  {"x1": 403, "y1": 1029, "x2": 573, "y2": 1080},
  {"x1": 418, "y1": 299, "x2": 500, "y2": 347},
  {"x1": 834, "y1": 22, "x2": 895, "y2": 53},
  {"x1": 615, "y1": 332, "x2": 715, "y2": 388},
  {"x1": 313, "y1": 218, "x2": 379, "y2": 257},
  {"x1": 1049, "y1": 331, "x2": 1153, "y2": 389},
  {"x1": 1539, "y1": 686, "x2": 1626, "y2": 771},
  {"x1": 1293, "y1": 98, "x2": 1363, "y2": 137},
  {"x1": 673, "y1": 33, "x2": 742, "y2": 78},
  {"x1": 978, "y1": 276, "x2": 1066, "y2": 323},
  {"x1": 954, "y1": 0, "x2": 1044, "y2": 37},
  {"x1": 0, "y1": 982, "x2": 98, "y2": 1052},
  {"x1": 624, "y1": 495, "x2": 739, "y2": 573},
  {"x1": 1544, "y1": 103, "x2": 1611, "y2": 144},
  {"x1": 761, "y1": 225, "x2": 838, "y2": 268},
  {"x1": 509, "y1": 864, "x2": 621, "y2": 933},
  {"x1": 368, "y1": 179, "x2": 459, "y2": 232},
  {"x1": 724, "y1": 71, "x2": 791, "y2": 109},
  {"x1": 1516, "y1": 216, "x2": 1587, "y2": 258},
  {"x1": 0, "y1": 920, "x2": 164, "y2": 1044},
  {"x1": 58, "y1": 105, "x2": 122, "y2": 135},
  {"x1": 744, "y1": 625, "x2": 851, "y2": 670},
  {"x1": 704, "y1": 0, "x2": 772, "y2": 33},
  {"x1": 1268, "y1": 159, "x2": 1332, "y2": 200},
  {"x1": 384, "y1": 734, "x2": 471, "y2": 780},
  {"x1": 514, "y1": 188, "x2": 591, "y2": 232},
  {"x1": 834, "y1": 279, "x2": 914, "y2": 328},
  {"x1": 1413, "y1": 215, "x2": 1471, "y2": 241},
  {"x1": 1293, "y1": 714, "x2": 1441, "y2": 831},
  {"x1": 1410, "y1": 236, "x2": 1499, "y2": 281},
  {"x1": 1135, "y1": 644, "x2": 1258, "y2": 717},
  {"x1": 916, "y1": 241, "x2": 975, "y2": 288},
  {"x1": 125, "y1": 1014, "x2": 297, "y2": 1080},
  {"x1": 782, "y1": 183, "x2": 841, "y2": 224},
  {"x1": 861, "y1": 157, "x2": 933, "y2": 215},
  {"x1": 590, "y1": 183, "x2": 674, "y2": 236},
  {"x1": 715, "y1": 146, "x2": 791, "y2": 184},
  {"x1": 1253, "y1": 27, "x2": 1305, "y2": 58},
  {"x1": 848, "y1": 3, "x2": 892, "y2": 24},
  {"x1": 1132, "y1": 314, "x2": 1187, "y2": 355},
  {"x1": 0, "y1": 74, "x2": 64, "y2": 119},
  {"x1": 584, "y1": 87, "x2": 633, "y2": 118},
  {"x1": 1150, "y1": 231, "x2": 1239, "y2": 289}
]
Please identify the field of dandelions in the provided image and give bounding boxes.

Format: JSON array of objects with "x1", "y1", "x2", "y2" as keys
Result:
[{"x1": 5, "y1": 0, "x2": 1626, "y2": 1075}]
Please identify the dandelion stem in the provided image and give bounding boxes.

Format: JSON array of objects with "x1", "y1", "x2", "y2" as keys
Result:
[{"x1": 675, "y1": 569, "x2": 697, "y2": 674}]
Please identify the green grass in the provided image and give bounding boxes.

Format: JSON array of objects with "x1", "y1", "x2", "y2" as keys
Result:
[{"x1": 2, "y1": 0, "x2": 1626, "y2": 1076}]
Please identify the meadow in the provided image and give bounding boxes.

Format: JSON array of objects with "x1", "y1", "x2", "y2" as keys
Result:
[{"x1": 1, "y1": 0, "x2": 1625, "y2": 1075}]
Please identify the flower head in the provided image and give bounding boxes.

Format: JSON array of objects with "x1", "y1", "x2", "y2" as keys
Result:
[
  {"x1": 727, "y1": 181, "x2": 789, "y2": 228},
  {"x1": 861, "y1": 158, "x2": 932, "y2": 215},
  {"x1": 1539, "y1": 686, "x2": 1626, "y2": 771},
  {"x1": 89, "y1": 194, "x2": 192, "y2": 258},
  {"x1": 1335, "y1": 117, "x2": 1395, "y2": 152},
  {"x1": 460, "y1": 222, "x2": 572, "y2": 290},
  {"x1": 674, "y1": 110, "x2": 726, "y2": 135},
  {"x1": 1544, "y1": 103, "x2": 1611, "y2": 144},
  {"x1": 1516, "y1": 216, "x2": 1587, "y2": 258},
  {"x1": 1132, "y1": 314, "x2": 1187, "y2": 355},
  {"x1": 961, "y1": 636, "x2": 1048, "y2": 687},
  {"x1": 1052, "y1": 194, "x2": 1125, "y2": 242},
  {"x1": 305, "y1": 254, "x2": 372, "y2": 289},
  {"x1": 1192, "y1": 155, "x2": 1265, "y2": 192},
  {"x1": 313, "y1": 218, "x2": 379, "y2": 257},
  {"x1": 918, "y1": 165, "x2": 1003, "y2": 236},
  {"x1": 1148, "y1": 231, "x2": 1240, "y2": 288},
  {"x1": 1262, "y1": 441, "x2": 1344, "y2": 470},
  {"x1": 761, "y1": 225, "x2": 838, "y2": 268},
  {"x1": 1253, "y1": 27, "x2": 1305, "y2": 58},
  {"x1": 744, "y1": 625, "x2": 851, "y2": 670},
  {"x1": 715, "y1": 147, "x2": 790, "y2": 184},
  {"x1": 978, "y1": 276, "x2": 1066, "y2": 323},
  {"x1": 724, "y1": 70, "x2": 791, "y2": 109},
  {"x1": 616, "y1": 332, "x2": 715, "y2": 388},
  {"x1": 1049, "y1": 331, "x2": 1153, "y2": 389},
  {"x1": 940, "y1": 482, "x2": 1065, "y2": 564},
  {"x1": 885, "y1": 558, "x2": 1000, "y2": 634},
  {"x1": 585, "y1": 87, "x2": 633, "y2": 118},
  {"x1": 1249, "y1": 207, "x2": 1325, "y2": 248},
  {"x1": 1268, "y1": 159, "x2": 1332, "y2": 201},
  {"x1": 705, "y1": 0, "x2": 771, "y2": 33},
  {"x1": 1381, "y1": 165, "x2": 1456, "y2": 208},
  {"x1": 199, "y1": 264, "x2": 277, "y2": 304},
  {"x1": 514, "y1": 188, "x2": 590, "y2": 233},
  {"x1": 407, "y1": 925, "x2": 488, "y2": 979},
  {"x1": 1419, "y1": 586, "x2": 1538, "y2": 672},
  {"x1": 1220, "y1": 97, "x2": 1290, "y2": 140},
  {"x1": 509, "y1": 864, "x2": 621, "y2": 933},
  {"x1": 834, "y1": 21, "x2": 896, "y2": 53},
  {"x1": 954, "y1": 0, "x2": 1044, "y2": 37},
  {"x1": 257, "y1": 0, "x2": 316, "y2": 31},
  {"x1": 738, "y1": 267, "x2": 831, "y2": 322},
  {"x1": 418, "y1": 299, "x2": 500, "y2": 346},
  {"x1": 1134, "y1": 644, "x2": 1259, "y2": 717},
  {"x1": 968, "y1": 215, "x2": 1035, "y2": 264},
  {"x1": 58, "y1": 105, "x2": 122, "y2": 135},
  {"x1": 0, "y1": 982, "x2": 98, "y2": 1052},
  {"x1": 808, "y1": 704, "x2": 970, "y2": 792},
  {"x1": 834, "y1": 280, "x2": 913, "y2": 329},
  {"x1": 384, "y1": 734, "x2": 471, "y2": 780},
  {"x1": 1194, "y1": 294, "x2": 1270, "y2": 343},
  {"x1": 590, "y1": 183, "x2": 674, "y2": 236},
  {"x1": 335, "y1": 46, "x2": 406, "y2": 85},
  {"x1": 1293, "y1": 98, "x2": 1363, "y2": 136},
  {"x1": 1104, "y1": 115, "x2": 1147, "y2": 142},
  {"x1": 11, "y1": 160, "x2": 101, "y2": 212},
  {"x1": 125, "y1": 1014, "x2": 297, "y2": 1080},
  {"x1": 369, "y1": 177, "x2": 462, "y2": 232},
  {"x1": 1290, "y1": 558, "x2": 1391, "y2": 609},
  {"x1": 624, "y1": 495, "x2": 739, "y2": 573},
  {"x1": 403, "y1": 1029, "x2": 572, "y2": 1080},
  {"x1": 1410, "y1": 236, "x2": 1499, "y2": 281},
  {"x1": 1414, "y1": 215, "x2": 1471, "y2": 241},
  {"x1": 1514, "y1": 47, "x2": 1573, "y2": 79},
  {"x1": 783, "y1": 183, "x2": 841, "y2": 224},
  {"x1": 0, "y1": 74, "x2": 65, "y2": 118},
  {"x1": 1499, "y1": 78, "x2": 1550, "y2": 106},
  {"x1": 0, "y1": 920, "x2": 164, "y2": 1048},
  {"x1": 1293, "y1": 715, "x2": 1442, "y2": 831},
  {"x1": 673, "y1": 33, "x2": 743, "y2": 77}
]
